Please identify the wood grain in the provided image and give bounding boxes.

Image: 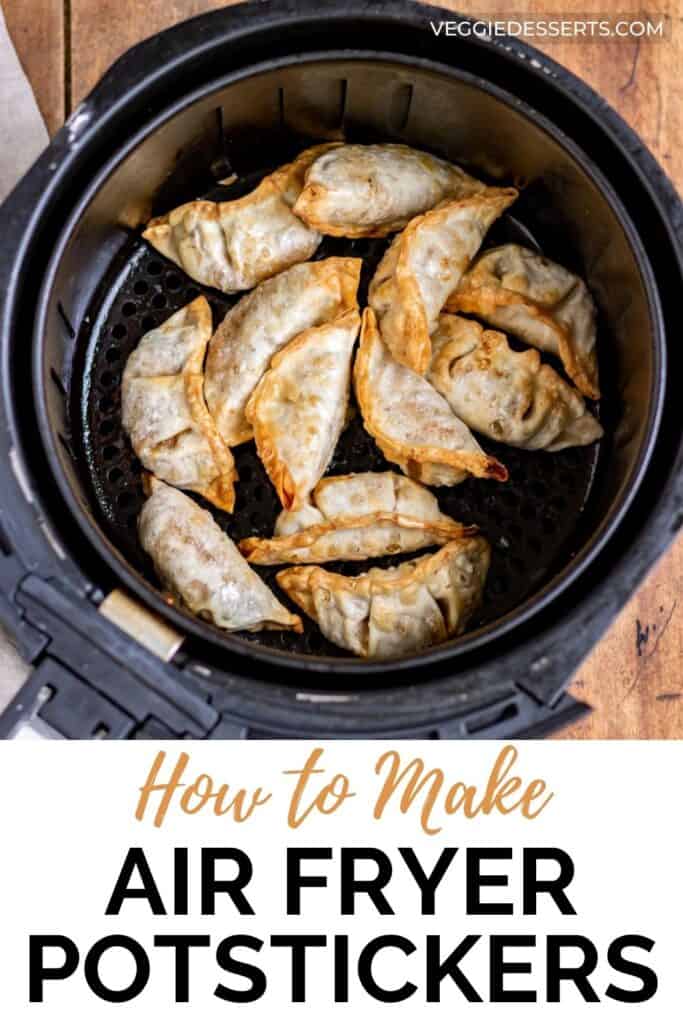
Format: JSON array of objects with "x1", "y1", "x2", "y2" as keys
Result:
[
  {"x1": 450, "y1": 0, "x2": 683, "y2": 194},
  {"x1": 2, "y1": 0, "x2": 64, "y2": 134},
  {"x1": 564, "y1": 549, "x2": 683, "y2": 738},
  {"x1": 7, "y1": 0, "x2": 683, "y2": 736},
  {"x1": 70, "y1": 0, "x2": 240, "y2": 105}
]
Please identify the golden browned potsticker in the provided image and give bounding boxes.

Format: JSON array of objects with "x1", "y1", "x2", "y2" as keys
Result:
[
  {"x1": 239, "y1": 471, "x2": 476, "y2": 565},
  {"x1": 121, "y1": 297, "x2": 237, "y2": 512},
  {"x1": 354, "y1": 309, "x2": 508, "y2": 488},
  {"x1": 246, "y1": 310, "x2": 361, "y2": 511},
  {"x1": 205, "y1": 257, "x2": 361, "y2": 447},
  {"x1": 276, "y1": 536, "x2": 491, "y2": 657},
  {"x1": 446, "y1": 244, "x2": 600, "y2": 399},
  {"x1": 428, "y1": 315, "x2": 602, "y2": 451},
  {"x1": 139, "y1": 479, "x2": 302, "y2": 634},
  {"x1": 368, "y1": 188, "x2": 518, "y2": 374},
  {"x1": 293, "y1": 143, "x2": 490, "y2": 237},
  {"x1": 143, "y1": 144, "x2": 339, "y2": 293}
]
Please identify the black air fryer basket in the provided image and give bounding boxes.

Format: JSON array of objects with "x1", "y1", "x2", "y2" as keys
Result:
[{"x1": 0, "y1": 0, "x2": 681, "y2": 739}]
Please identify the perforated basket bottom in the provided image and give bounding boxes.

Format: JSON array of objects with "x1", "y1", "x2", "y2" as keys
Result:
[{"x1": 76, "y1": 180, "x2": 601, "y2": 659}]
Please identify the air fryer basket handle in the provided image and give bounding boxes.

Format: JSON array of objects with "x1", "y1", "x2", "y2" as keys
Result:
[
  {"x1": 0, "y1": 574, "x2": 218, "y2": 740},
  {"x1": 0, "y1": 455, "x2": 594, "y2": 743}
]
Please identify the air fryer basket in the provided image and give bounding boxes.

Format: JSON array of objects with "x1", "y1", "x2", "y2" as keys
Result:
[
  {"x1": 37, "y1": 58, "x2": 661, "y2": 666},
  {"x1": 0, "y1": 1, "x2": 681, "y2": 739}
]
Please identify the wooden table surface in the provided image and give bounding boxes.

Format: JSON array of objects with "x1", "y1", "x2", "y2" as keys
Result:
[{"x1": 2, "y1": 0, "x2": 682, "y2": 737}]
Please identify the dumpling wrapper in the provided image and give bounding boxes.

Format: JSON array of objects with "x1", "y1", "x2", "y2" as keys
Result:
[
  {"x1": 205, "y1": 257, "x2": 361, "y2": 446},
  {"x1": 369, "y1": 188, "x2": 518, "y2": 373},
  {"x1": 139, "y1": 478, "x2": 302, "y2": 633},
  {"x1": 239, "y1": 471, "x2": 476, "y2": 565},
  {"x1": 293, "y1": 143, "x2": 489, "y2": 238},
  {"x1": 276, "y1": 535, "x2": 491, "y2": 658},
  {"x1": 245, "y1": 310, "x2": 360, "y2": 510},
  {"x1": 142, "y1": 144, "x2": 337, "y2": 293},
  {"x1": 446, "y1": 244, "x2": 599, "y2": 399},
  {"x1": 278, "y1": 470, "x2": 461, "y2": 531},
  {"x1": 428, "y1": 315, "x2": 603, "y2": 451},
  {"x1": 121, "y1": 297, "x2": 237, "y2": 512},
  {"x1": 354, "y1": 308, "x2": 508, "y2": 487}
]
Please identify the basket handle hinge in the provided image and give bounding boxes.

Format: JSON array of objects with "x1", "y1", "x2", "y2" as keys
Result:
[
  {"x1": 0, "y1": 575, "x2": 215, "y2": 740},
  {"x1": 98, "y1": 588, "x2": 185, "y2": 663}
]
